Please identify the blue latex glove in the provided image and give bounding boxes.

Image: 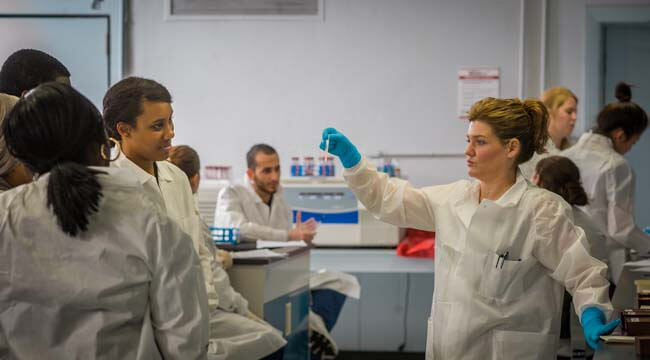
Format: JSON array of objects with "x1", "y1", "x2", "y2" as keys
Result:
[
  {"x1": 319, "y1": 128, "x2": 362, "y2": 169},
  {"x1": 581, "y1": 306, "x2": 621, "y2": 350}
]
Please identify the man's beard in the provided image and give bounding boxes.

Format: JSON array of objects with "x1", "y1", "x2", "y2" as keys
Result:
[{"x1": 253, "y1": 177, "x2": 277, "y2": 196}]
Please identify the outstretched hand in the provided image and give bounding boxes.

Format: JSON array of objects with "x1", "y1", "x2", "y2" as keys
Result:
[{"x1": 319, "y1": 128, "x2": 362, "y2": 169}]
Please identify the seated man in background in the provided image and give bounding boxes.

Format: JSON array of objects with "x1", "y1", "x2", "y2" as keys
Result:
[
  {"x1": 215, "y1": 144, "x2": 361, "y2": 360},
  {"x1": 168, "y1": 145, "x2": 287, "y2": 360},
  {"x1": 0, "y1": 48, "x2": 71, "y2": 96}
]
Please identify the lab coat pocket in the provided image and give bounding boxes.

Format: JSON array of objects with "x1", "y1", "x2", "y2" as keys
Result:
[
  {"x1": 478, "y1": 254, "x2": 535, "y2": 304},
  {"x1": 492, "y1": 330, "x2": 557, "y2": 360}
]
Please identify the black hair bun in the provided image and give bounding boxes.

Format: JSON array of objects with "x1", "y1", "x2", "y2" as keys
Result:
[{"x1": 615, "y1": 82, "x2": 632, "y2": 103}]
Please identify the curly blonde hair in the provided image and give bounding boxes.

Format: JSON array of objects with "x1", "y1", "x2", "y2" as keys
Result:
[{"x1": 468, "y1": 97, "x2": 549, "y2": 165}]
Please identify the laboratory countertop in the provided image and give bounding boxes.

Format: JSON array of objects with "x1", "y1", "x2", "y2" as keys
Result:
[
  {"x1": 593, "y1": 342, "x2": 635, "y2": 359},
  {"x1": 310, "y1": 248, "x2": 435, "y2": 273}
]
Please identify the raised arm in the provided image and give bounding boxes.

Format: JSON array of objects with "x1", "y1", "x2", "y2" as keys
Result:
[{"x1": 322, "y1": 128, "x2": 451, "y2": 230}]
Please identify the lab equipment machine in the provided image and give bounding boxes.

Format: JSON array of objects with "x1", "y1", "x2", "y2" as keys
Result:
[
  {"x1": 196, "y1": 178, "x2": 230, "y2": 225},
  {"x1": 282, "y1": 177, "x2": 402, "y2": 247}
]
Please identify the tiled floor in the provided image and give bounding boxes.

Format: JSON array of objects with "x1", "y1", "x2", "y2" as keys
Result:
[{"x1": 337, "y1": 352, "x2": 424, "y2": 360}]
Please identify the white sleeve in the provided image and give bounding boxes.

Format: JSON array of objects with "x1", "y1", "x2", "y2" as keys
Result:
[
  {"x1": 343, "y1": 158, "x2": 455, "y2": 231},
  {"x1": 149, "y1": 216, "x2": 209, "y2": 358},
  {"x1": 200, "y1": 220, "x2": 249, "y2": 316},
  {"x1": 606, "y1": 162, "x2": 650, "y2": 253},
  {"x1": 215, "y1": 187, "x2": 288, "y2": 242},
  {"x1": 532, "y1": 197, "x2": 613, "y2": 320}
]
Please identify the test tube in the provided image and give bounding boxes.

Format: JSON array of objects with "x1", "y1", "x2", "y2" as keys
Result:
[{"x1": 323, "y1": 135, "x2": 330, "y2": 162}]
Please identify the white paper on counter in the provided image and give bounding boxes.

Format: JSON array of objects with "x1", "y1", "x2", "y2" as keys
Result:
[
  {"x1": 256, "y1": 240, "x2": 307, "y2": 249},
  {"x1": 232, "y1": 249, "x2": 288, "y2": 259},
  {"x1": 627, "y1": 259, "x2": 650, "y2": 267},
  {"x1": 600, "y1": 335, "x2": 634, "y2": 344}
]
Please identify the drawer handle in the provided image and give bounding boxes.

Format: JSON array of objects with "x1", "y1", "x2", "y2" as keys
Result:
[{"x1": 285, "y1": 302, "x2": 292, "y2": 336}]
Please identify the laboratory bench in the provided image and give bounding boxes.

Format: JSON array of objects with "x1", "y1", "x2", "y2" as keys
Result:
[
  {"x1": 227, "y1": 246, "x2": 310, "y2": 360},
  {"x1": 592, "y1": 259, "x2": 650, "y2": 359},
  {"x1": 311, "y1": 248, "x2": 435, "y2": 353},
  {"x1": 593, "y1": 342, "x2": 635, "y2": 359}
]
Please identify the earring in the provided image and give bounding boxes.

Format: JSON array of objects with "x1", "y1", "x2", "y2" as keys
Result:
[{"x1": 100, "y1": 137, "x2": 121, "y2": 162}]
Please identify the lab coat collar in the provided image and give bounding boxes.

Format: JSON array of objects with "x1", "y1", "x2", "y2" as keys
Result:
[
  {"x1": 492, "y1": 170, "x2": 528, "y2": 208},
  {"x1": 155, "y1": 161, "x2": 175, "y2": 183},
  {"x1": 453, "y1": 170, "x2": 529, "y2": 229},
  {"x1": 579, "y1": 131, "x2": 614, "y2": 150},
  {"x1": 113, "y1": 152, "x2": 174, "y2": 185},
  {"x1": 34, "y1": 166, "x2": 141, "y2": 190},
  {"x1": 87, "y1": 166, "x2": 141, "y2": 189}
]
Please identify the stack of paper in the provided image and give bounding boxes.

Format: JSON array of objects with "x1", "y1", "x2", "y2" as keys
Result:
[
  {"x1": 231, "y1": 249, "x2": 288, "y2": 259},
  {"x1": 256, "y1": 240, "x2": 307, "y2": 249}
]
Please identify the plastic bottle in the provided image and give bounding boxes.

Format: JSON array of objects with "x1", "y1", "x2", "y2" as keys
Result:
[
  {"x1": 304, "y1": 156, "x2": 315, "y2": 176},
  {"x1": 291, "y1": 157, "x2": 301, "y2": 177},
  {"x1": 327, "y1": 156, "x2": 335, "y2": 177},
  {"x1": 318, "y1": 156, "x2": 326, "y2": 176}
]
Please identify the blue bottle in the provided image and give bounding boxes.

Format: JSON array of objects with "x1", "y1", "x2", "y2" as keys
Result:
[{"x1": 291, "y1": 157, "x2": 301, "y2": 177}]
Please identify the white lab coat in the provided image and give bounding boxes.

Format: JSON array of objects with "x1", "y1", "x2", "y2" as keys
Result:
[
  {"x1": 0, "y1": 167, "x2": 209, "y2": 359},
  {"x1": 518, "y1": 137, "x2": 562, "y2": 180},
  {"x1": 112, "y1": 153, "x2": 218, "y2": 302},
  {"x1": 215, "y1": 182, "x2": 292, "y2": 242},
  {"x1": 563, "y1": 132, "x2": 650, "y2": 284},
  {"x1": 215, "y1": 182, "x2": 361, "y2": 298},
  {"x1": 113, "y1": 155, "x2": 285, "y2": 359},
  {"x1": 344, "y1": 158, "x2": 612, "y2": 360}
]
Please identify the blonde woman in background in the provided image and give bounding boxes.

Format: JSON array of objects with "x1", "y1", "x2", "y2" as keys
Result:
[{"x1": 520, "y1": 86, "x2": 578, "y2": 179}]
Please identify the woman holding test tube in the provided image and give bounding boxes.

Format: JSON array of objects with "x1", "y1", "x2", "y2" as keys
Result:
[{"x1": 320, "y1": 97, "x2": 617, "y2": 359}]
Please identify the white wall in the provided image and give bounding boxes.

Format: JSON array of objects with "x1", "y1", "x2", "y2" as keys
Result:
[
  {"x1": 545, "y1": 0, "x2": 650, "y2": 134},
  {"x1": 0, "y1": 0, "x2": 123, "y2": 87},
  {"x1": 522, "y1": 0, "x2": 545, "y2": 99},
  {"x1": 127, "y1": 0, "x2": 524, "y2": 187}
]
